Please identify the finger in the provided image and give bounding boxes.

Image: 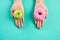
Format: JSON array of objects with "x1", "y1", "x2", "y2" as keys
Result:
[
  {"x1": 11, "y1": 10, "x2": 15, "y2": 18},
  {"x1": 11, "y1": 7, "x2": 15, "y2": 13},
  {"x1": 36, "y1": 20, "x2": 38, "y2": 26},
  {"x1": 39, "y1": 21, "x2": 41, "y2": 28},
  {"x1": 22, "y1": 18, "x2": 23, "y2": 26},
  {"x1": 18, "y1": 20, "x2": 20, "y2": 28},
  {"x1": 40, "y1": 20, "x2": 42, "y2": 28},
  {"x1": 37, "y1": 20, "x2": 39, "y2": 28},
  {"x1": 15, "y1": 20, "x2": 18, "y2": 26},
  {"x1": 41, "y1": 20, "x2": 44, "y2": 27},
  {"x1": 35, "y1": 19, "x2": 37, "y2": 24},
  {"x1": 11, "y1": 9, "x2": 16, "y2": 18},
  {"x1": 15, "y1": 20, "x2": 20, "y2": 28},
  {"x1": 22, "y1": 18, "x2": 23, "y2": 23},
  {"x1": 19, "y1": 20, "x2": 21, "y2": 27},
  {"x1": 15, "y1": 20, "x2": 19, "y2": 27},
  {"x1": 44, "y1": 6, "x2": 48, "y2": 18},
  {"x1": 11, "y1": 8, "x2": 17, "y2": 18},
  {"x1": 45, "y1": 9, "x2": 48, "y2": 18},
  {"x1": 36, "y1": 20, "x2": 37, "y2": 24},
  {"x1": 20, "y1": 20, "x2": 22, "y2": 27},
  {"x1": 23, "y1": 17, "x2": 24, "y2": 23}
]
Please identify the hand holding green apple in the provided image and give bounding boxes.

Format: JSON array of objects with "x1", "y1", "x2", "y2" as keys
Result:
[{"x1": 14, "y1": 10, "x2": 23, "y2": 20}]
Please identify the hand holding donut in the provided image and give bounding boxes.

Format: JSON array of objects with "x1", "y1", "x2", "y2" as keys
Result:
[
  {"x1": 11, "y1": 0, "x2": 24, "y2": 28},
  {"x1": 34, "y1": 0, "x2": 48, "y2": 28}
]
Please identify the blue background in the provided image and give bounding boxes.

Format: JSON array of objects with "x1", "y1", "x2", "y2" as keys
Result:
[{"x1": 0, "y1": 0, "x2": 60, "y2": 40}]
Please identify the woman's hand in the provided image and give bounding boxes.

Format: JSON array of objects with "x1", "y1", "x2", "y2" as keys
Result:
[
  {"x1": 34, "y1": 2, "x2": 48, "y2": 28},
  {"x1": 11, "y1": 0, "x2": 24, "y2": 28}
]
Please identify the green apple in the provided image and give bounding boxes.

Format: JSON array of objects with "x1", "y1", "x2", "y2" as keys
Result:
[{"x1": 14, "y1": 10, "x2": 23, "y2": 20}]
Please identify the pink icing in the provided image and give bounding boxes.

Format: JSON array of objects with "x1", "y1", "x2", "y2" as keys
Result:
[{"x1": 34, "y1": 8, "x2": 45, "y2": 20}]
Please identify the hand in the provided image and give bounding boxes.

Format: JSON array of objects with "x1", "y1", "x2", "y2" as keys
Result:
[
  {"x1": 11, "y1": 1, "x2": 24, "y2": 28},
  {"x1": 34, "y1": 3, "x2": 48, "y2": 28}
]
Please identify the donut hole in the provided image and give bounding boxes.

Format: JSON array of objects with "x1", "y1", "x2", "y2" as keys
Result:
[
  {"x1": 17, "y1": 13, "x2": 20, "y2": 15},
  {"x1": 38, "y1": 12, "x2": 42, "y2": 15}
]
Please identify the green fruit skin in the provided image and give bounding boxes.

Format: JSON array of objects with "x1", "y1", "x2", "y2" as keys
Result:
[{"x1": 14, "y1": 10, "x2": 23, "y2": 20}]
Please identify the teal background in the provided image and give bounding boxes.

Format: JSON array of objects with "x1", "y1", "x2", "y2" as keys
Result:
[{"x1": 0, "y1": 0, "x2": 60, "y2": 40}]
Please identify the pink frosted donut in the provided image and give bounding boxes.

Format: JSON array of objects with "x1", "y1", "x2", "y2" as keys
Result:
[{"x1": 34, "y1": 8, "x2": 45, "y2": 20}]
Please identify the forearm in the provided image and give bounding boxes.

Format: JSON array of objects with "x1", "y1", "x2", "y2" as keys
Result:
[{"x1": 36, "y1": 0, "x2": 44, "y2": 4}]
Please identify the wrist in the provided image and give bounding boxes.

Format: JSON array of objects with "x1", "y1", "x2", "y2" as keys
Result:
[
  {"x1": 36, "y1": 0, "x2": 44, "y2": 4},
  {"x1": 14, "y1": 0, "x2": 22, "y2": 3}
]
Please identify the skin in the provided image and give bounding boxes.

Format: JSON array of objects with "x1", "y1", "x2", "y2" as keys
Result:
[
  {"x1": 11, "y1": 0, "x2": 24, "y2": 28},
  {"x1": 11, "y1": 0, "x2": 48, "y2": 28},
  {"x1": 35, "y1": 0, "x2": 48, "y2": 28}
]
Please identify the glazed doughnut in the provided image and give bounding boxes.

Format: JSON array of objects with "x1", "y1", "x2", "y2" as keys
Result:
[
  {"x1": 34, "y1": 8, "x2": 45, "y2": 20},
  {"x1": 14, "y1": 10, "x2": 23, "y2": 20}
]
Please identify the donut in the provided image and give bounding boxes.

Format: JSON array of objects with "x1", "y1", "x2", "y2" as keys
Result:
[
  {"x1": 34, "y1": 8, "x2": 45, "y2": 20},
  {"x1": 14, "y1": 10, "x2": 23, "y2": 20}
]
